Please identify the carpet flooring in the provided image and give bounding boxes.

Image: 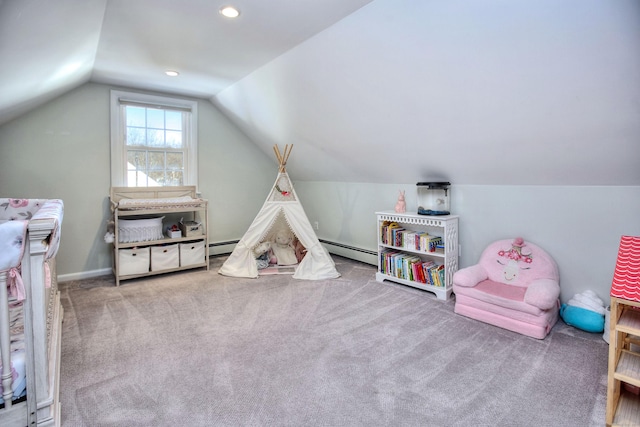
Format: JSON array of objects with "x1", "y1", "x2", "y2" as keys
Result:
[{"x1": 58, "y1": 256, "x2": 609, "y2": 426}]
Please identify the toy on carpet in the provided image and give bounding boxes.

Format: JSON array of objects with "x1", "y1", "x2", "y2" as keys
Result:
[
  {"x1": 253, "y1": 241, "x2": 272, "y2": 270},
  {"x1": 270, "y1": 228, "x2": 298, "y2": 266},
  {"x1": 560, "y1": 290, "x2": 606, "y2": 333},
  {"x1": 293, "y1": 237, "x2": 306, "y2": 263},
  {"x1": 253, "y1": 228, "x2": 301, "y2": 268}
]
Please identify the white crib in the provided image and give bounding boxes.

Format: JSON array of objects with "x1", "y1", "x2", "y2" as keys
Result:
[{"x1": 0, "y1": 199, "x2": 63, "y2": 427}]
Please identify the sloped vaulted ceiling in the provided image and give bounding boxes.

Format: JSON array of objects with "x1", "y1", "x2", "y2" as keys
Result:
[
  {"x1": 212, "y1": 0, "x2": 640, "y2": 185},
  {"x1": 0, "y1": 0, "x2": 373, "y2": 123}
]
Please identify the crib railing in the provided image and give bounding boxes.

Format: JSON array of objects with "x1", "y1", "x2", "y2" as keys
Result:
[
  {"x1": 0, "y1": 199, "x2": 63, "y2": 426},
  {"x1": 0, "y1": 268, "x2": 17, "y2": 407}
]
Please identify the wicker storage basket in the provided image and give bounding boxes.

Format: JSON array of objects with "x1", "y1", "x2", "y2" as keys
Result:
[
  {"x1": 118, "y1": 216, "x2": 164, "y2": 243},
  {"x1": 180, "y1": 241, "x2": 205, "y2": 267},
  {"x1": 118, "y1": 247, "x2": 150, "y2": 275},
  {"x1": 151, "y1": 244, "x2": 179, "y2": 271},
  {"x1": 179, "y1": 220, "x2": 203, "y2": 237}
]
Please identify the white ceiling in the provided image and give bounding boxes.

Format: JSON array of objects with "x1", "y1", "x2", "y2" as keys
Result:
[{"x1": 0, "y1": 0, "x2": 373, "y2": 125}]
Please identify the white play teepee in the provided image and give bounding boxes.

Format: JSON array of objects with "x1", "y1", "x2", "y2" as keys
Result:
[{"x1": 218, "y1": 144, "x2": 340, "y2": 280}]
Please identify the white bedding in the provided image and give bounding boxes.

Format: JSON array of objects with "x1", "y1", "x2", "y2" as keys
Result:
[{"x1": 0, "y1": 350, "x2": 26, "y2": 404}]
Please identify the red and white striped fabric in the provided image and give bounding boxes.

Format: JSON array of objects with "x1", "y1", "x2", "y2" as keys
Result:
[{"x1": 610, "y1": 235, "x2": 640, "y2": 302}]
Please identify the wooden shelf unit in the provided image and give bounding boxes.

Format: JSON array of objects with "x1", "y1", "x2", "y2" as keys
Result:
[{"x1": 607, "y1": 297, "x2": 640, "y2": 426}]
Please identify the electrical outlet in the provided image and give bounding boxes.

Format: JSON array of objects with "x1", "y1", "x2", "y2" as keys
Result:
[{"x1": 314, "y1": 221, "x2": 319, "y2": 230}]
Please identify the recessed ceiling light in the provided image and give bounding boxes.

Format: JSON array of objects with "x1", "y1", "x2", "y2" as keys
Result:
[
  {"x1": 165, "y1": 70, "x2": 179, "y2": 77},
  {"x1": 219, "y1": 6, "x2": 240, "y2": 18}
]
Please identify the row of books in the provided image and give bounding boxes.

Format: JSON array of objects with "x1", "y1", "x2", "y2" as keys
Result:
[
  {"x1": 379, "y1": 249, "x2": 445, "y2": 287},
  {"x1": 379, "y1": 221, "x2": 444, "y2": 253}
]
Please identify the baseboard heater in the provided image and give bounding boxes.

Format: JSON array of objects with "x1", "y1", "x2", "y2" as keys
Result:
[
  {"x1": 318, "y1": 239, "x2": 377, "y2": 256},
  {"x1": 208, "y1": 240, "x2": 376, "y2": 264},
  {"x1": 210, "y1": 240, "x2": 240, "y2": 247}
]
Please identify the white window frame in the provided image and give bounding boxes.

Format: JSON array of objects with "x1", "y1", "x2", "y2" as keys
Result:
[{"x1": 110, "y1": 90, "x2": 198, "y2": 188}]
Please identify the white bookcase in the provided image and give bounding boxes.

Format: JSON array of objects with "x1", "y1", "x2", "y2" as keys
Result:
[{"x1": 375, "y1": 211, "x2": 459, "y2": 300}]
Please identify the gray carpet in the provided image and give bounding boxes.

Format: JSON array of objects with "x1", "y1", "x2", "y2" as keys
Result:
[{"x1": 59, "y1": 256, "x2": 608, "y2": 426}]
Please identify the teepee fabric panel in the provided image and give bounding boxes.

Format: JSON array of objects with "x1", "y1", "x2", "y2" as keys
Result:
[{"x1": 278, "y1": 203, "x2": 338, "y2": 280}]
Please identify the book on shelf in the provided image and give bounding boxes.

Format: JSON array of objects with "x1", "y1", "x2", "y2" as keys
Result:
[
  {"x1": 380, "y1": 222, "x2": 404, "y2": 247},
  {"x1": 404, "y1": 232, "x2": 416, "y2": 251},
  {"x1": 379, "y1": 249, "x2": 445, "y2": 287},
  {"x1": 380, "y1": 221, "x2": 446, "y2": 254},
  {"x1": 418, "y1": 234, "x2": 443, "y2": 253}
]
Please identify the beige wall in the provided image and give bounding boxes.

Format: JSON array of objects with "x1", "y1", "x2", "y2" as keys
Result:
[{"x1": 0, "y1": 82, "x2": 274, "y2": 279}]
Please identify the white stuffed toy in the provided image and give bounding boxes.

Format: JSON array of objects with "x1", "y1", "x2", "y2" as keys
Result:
[
  {"x1": 253, "y1": 242, "x2": 272, "y2": 269},
  {"x1": 104, "y1": 220, "x2": 115, "y2": 243},
  {"x1": 270, "y1": 228, "x2": 298, "y2": 266}
]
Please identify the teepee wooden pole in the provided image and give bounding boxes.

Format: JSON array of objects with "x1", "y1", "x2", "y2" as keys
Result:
[
  {"x1": 283, "y1": 144, "x2": 292, "y2": 165},
  {"x1": 273, "y1": 145, "x2": 282, "y2": 169},
  {"x1": 274, "y1": 144, "x2": 293, "y2": 173}
]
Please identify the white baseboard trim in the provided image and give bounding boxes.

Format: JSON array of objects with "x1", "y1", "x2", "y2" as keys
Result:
[{"x1": 58, "y1": 268, "x2": 112, "y2": 283}]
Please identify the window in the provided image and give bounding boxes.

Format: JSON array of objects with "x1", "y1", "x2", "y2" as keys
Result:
[{"x1": 110, "y1": 90, "x2": 198, "y2": 187}]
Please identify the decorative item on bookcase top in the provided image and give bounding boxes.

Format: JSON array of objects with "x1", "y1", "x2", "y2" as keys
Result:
[{"x1": 417, "y1": 182, "x2": 450, "y2": 215}]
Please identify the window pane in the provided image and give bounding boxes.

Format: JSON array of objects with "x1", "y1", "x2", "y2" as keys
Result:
[
  {"x1": 165, "y1": 111, "x2": 182, "y2": 131},
  {"x1": 166, "y1": 171, "x2": 183, "y2": 186},
  {"x1": 129, "y1": 171, "x2": 147, "y2": 187},
  {"x1": 147, "y1": 108, "x2": 164, "y2": 129},
  {"x1": 126, "y1": 127, "x2": 146, "y2": 146},
  {"x1": 127, "y1": 151, "x2": 147, "y2": 170},
  {"x1": 126, "y1": 106, "x2": 146, "y2": 127},
  {"x1": 148, "y1": 152, "x2": 165, "y2": 170},
  {"x1": 166, "y1": 130, "x2": 182, "y2": 148},
  {"x1": 147, "y1": 129, "x2": 165, "y2": 147},
  {"x1": 166, "y1": 152, "x2": 183, "y2": 170},
  {"x1": 148, "y1": 171, "x2": 165, "y2": 185}
]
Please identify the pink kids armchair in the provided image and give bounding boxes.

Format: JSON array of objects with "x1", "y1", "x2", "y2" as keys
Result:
[{"x1": 452, "y1": 237, "x2": 560, "y2": 339}]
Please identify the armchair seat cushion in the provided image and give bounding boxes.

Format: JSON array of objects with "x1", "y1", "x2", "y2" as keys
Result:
[
  {"x1": 454, "y1": 291, "x2": 560, "y2": 339},
  {"x1": 455, "y1": 279, "x2": 544, "y2": 316}
]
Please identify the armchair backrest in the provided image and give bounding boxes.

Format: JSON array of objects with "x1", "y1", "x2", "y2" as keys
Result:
[{"x1": 479, "y1": 237, "x2": 559, "y2": 287}]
